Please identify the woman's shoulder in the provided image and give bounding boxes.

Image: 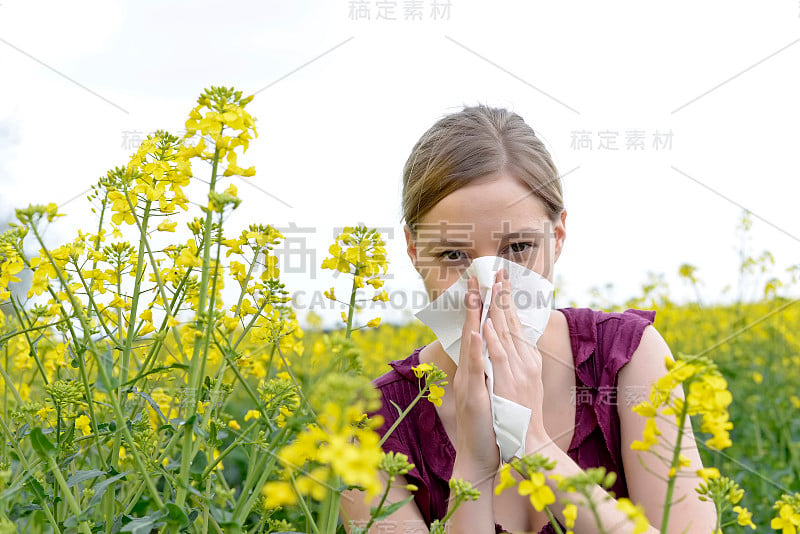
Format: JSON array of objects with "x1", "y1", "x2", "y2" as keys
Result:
[
  {"x1": 369, "y1": 346, "x2": 428, "y2": 423},
  {"x1": 557, "y1": 306, "x2": 656, "y2": 326},
  {"x1": 556, "y1": 306, "x2": 657, "y2": 383},
  {"x1": 371, "y1": 346, "x2": 425, "y2": 389},
  {"x1": 556, "y1": 306, "x2": 656, "y2": 345}
]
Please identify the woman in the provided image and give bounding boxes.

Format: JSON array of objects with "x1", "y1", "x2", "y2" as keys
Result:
[{"x1": 340, "y1": 104, "x2": 717, "y2": 533}]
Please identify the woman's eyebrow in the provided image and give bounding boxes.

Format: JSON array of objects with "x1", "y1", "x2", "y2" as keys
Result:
[
  {"x1": 428, "y1": 228, "x2": 545, "y2": 246},
  {"x1": 432, "y1": 238, "x2": 472, "y2": 246}
]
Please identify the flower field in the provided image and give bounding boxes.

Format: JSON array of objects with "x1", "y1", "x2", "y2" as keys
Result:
[{"x1": 0, "y1": 86, "x2": 798, "y2": 533}]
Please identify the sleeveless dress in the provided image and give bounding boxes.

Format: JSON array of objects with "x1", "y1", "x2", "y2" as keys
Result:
[{"x1": 369, "y1": 307, "x2": 657, "y2": 534}]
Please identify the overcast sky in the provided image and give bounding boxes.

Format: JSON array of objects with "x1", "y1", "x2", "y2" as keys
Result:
[{"x1": 1, "y1": 0, "x2": 798, "y2": 328}]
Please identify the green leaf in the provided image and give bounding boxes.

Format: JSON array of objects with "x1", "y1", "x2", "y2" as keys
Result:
[
  {"x1": 94, "y1": 350, "x2": 119, "y2": 393},
  {"x1": 88, "y1": 471, "x2": 128, "y2": 508},
  {"x1": 120, "y1": 363, "x2": 188, "y2": 388},
  {"x1": 163, "y1": 503, "x2": 190, "y2": 528},
  {"x1": 24, "y1": 476, "x2": 46, "y2": 504},
  {"x1": 30, "y1": 428, "x2": 56, "y2": 459},
  {"x1": 120, "y1": 513, "x2": 166, "y2": 534},
  {"x1": 66, "y1": 469, "x2": 105, "y2": 488},
  {"x1": 189, "y1": 450, "x2": 207, "y2": 475},
  {"x1": 131, "y1": 389, "x2": 169, "y2": 423},
  {"x1": 389, "y1": 400, "x2": 403, "y2": 417},
  {"x1": 370, "y1": 495, "x2": 414, "y2": 522}
]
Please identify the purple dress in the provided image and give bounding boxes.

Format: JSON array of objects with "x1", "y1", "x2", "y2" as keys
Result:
[{"x1": 369, "y1": 307, "x2": 657, "y2": 533}]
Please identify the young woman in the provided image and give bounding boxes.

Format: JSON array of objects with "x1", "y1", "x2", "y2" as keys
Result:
[{"x1": 340, "y1": 104, "x2": 717, "y2": 533}]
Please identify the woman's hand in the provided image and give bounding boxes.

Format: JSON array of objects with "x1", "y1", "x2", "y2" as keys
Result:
[
  {"x1": 483, "y1": 268, "x2": 549, "y2": 444},
  {"x1": 452, "y1": 275, "x2": 500, "y2": 479}
]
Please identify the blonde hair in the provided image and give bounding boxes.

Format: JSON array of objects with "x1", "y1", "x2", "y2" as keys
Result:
[{"x1": 402, "y1": 104, "x2": 564, "y2": 234}]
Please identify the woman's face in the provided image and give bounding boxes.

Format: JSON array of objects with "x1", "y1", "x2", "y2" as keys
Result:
[{"x1": 404, "y1": 170, "x2": 567, "y2": 302}]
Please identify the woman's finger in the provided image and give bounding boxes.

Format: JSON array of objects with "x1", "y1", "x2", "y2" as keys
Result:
[
  {"x1": 499, "y1": 269, "x2": 534, "y2": 366},
  {"x1": 489, "y1": 274, "x2": 523, "y2": 377},
  {"x1": 467, "y1": 329, "x2": 486, "y2": 392},
  {"x1": 457, "y1": 277, "x2": 485, "y2": 392},
  {"x1": 484, "y1": 317, "x2": 515, "y2": 396}
]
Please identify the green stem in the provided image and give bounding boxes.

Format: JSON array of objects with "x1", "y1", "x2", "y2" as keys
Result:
[
  {"x1": 120, "y1": 201, "x2": 151, "y2": 397},
  {"x1": 199, "y1": 419, "x2": 260, "y2": 480},
  {"x1": 0, "y1": 318, "x2": 69, "y2": 345},
  {"x1": 345, "y1": 275, "x2": 357, "y2": 340},
  {"x1": 377, "y1": 385, "x2": 429, "y2": 447},
  {"x1": 660, "y1": 398, "x2": 689, "y2": 533},
  {"x1": 360, "y1": 474, "x2": 394, "y2": 532},
  {"x1": 45, "y1": 455, "x2": 92, "y2": 534},
  {"x1": 288, "y1": 470, "x2": 322, "y2": 534},
  {"x1": 176, "y1": 146, "x2": 221, "y2": 508},
  {"x1": 544, "y1": 507, "x2": 565, "y2": 534},
  {"x1": 320, "y1": 479, "x2": 342, "y2": 534}
]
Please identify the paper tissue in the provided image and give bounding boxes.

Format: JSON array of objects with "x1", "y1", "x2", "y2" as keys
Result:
[{"x1": 414, "y1": 256, "x2": 554, "y2": 462}]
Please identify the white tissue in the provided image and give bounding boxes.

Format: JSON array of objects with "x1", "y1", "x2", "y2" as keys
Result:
[{"x1": 414, "y1": 256, "x2": 554, "y2": 462}]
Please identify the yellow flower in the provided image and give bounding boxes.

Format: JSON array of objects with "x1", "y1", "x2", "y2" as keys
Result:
[
  {"x1": 35, "y1": 405, "x2": 55, "y2": 425},
  {"x1": 696, "y1": 467, "x2": 720, "y2": 482},
  {"x1": 412, "y1": 363, "x2": 433, "y2": 379},
  {"x1": 630, "y1": 417, "x2": 661, "y2": 451},
  {"x1": 138, "y1": 322, "x2": 155, "y2": 336},
  {"x1": 752, "y1": 371, "x2": 763, "y2": 384},
  {"x1": 517, "y1": 472, "x2": 555, "y2": 511},
  {"x1": 631, "y1": 400, "x2": 658, "y2": 418},
  {"x1": 732, "y1": 505, "x2": 755, "y2": 529},
  {"x1": 244, "y1": 409, "x2": 260, "y2": 421},
  {"x1": 771, "y1": 503, "x2": 800, "y2": 534},
  {"x1": 495, "y1": 463, "x2": 516, "y2": 495},
  {"x1": 75, "y1": 414, "x2": 92, "y2": 436},
  {"x1": 261, "y1": 481, "x2": 296, "y2": 508},
  {"x1": 367, "y1": 278, "x2": 384, "y2": 288},
  {"x1": 228, "y1": 419, "x2": 241, "y2": 430},
  {"x1": 616, "y1": 497, "x2": 650, "y2": 533},
  {"x1": 156, "y1": 221, "x2": 177, "y2": 232},
  {"x1": 366, "y1": 317, "x2": 381, "y2": 328},
  {"x1": 176, "y1": 246, "x2": 201, "y2": 268},
  {"x1": 563, "y1": 503, "x2": 577, "y2": 529},
  {"x1": 428, "y1": 383, "x2": 445, "y2": 407},
  {"x1": 372, "y1": 289, "x2": 389, "y2": 302}
]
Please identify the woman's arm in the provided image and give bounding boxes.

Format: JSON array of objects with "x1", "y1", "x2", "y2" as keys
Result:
[
  {"x1": 522, "y1": 325, "x2": 717, "y2": 533},
  {"x1": 617, "y1": 325, "x2": 718, "y2": 532},
  {"x1": 340, "y1": 472, "x2": 427, "y2": 534},
  {"x1": 339, "y1": 465, "x2": 498, "y2": 534}
]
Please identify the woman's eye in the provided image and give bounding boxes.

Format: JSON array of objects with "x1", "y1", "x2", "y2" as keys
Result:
[
  {"x1": 438, "y1": 250, "x2": 467, "y2": 262},
  {"x1": 506, "y1": 242, "x2": 535, "y2": 254}
]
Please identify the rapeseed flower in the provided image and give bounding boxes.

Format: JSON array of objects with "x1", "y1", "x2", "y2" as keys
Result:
[
  {"x1": 771, "y1": 494, "x2": 800, "y2": 534},
  {"x1": 519, "y1": 472, "x2": 556, "y2": 511},
  {"x1": 616, "y1": 497, "x2": 649, "y2": 533}
]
